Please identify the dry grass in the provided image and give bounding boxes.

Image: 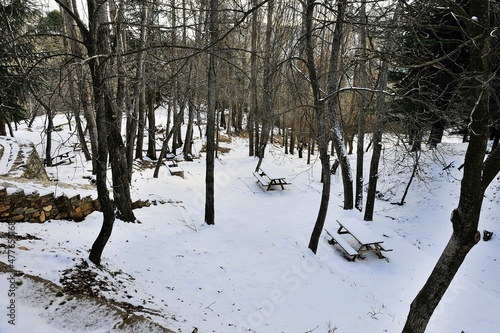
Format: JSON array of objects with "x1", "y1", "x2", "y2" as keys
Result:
[{"x1": 199, "y1": 143, "x2": 231, "y2": 154}]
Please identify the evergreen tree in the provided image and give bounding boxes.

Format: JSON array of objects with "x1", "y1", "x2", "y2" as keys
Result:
[
  {"x1": 390, "y1": 1, "x2": 471, "y2": 149},
  {"x1": 0, "y1": 0, "x2": 37, "y2": 135}
]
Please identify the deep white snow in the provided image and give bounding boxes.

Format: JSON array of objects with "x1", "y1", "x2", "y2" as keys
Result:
[{"x1": 0, "y1": 112, "x2": 499, "y2": 333}]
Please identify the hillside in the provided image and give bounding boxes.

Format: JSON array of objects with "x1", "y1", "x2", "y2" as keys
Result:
[{"x1": 0, "y1": 112, "x2": 499, "y2": 333}]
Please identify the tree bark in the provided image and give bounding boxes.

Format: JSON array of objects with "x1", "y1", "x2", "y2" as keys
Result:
[
  {"x1": 59, "y1": 0, "x2": 98, "y2": 173},
  {"x1": 402, "y1": 0, "x2": 500, "y2": 330},
  {"x1": 86, "y1": 0, "x2": 116, "y2": 265},
  {"x1": 248, "y1": 0, "x2": 258, "y2": 157},
  {"x1": 204, "y1": 0, "x2": 219, "y2": 225},
  {"x1": 326, "y1": 0, "x2": 352, "y2": 210},
  {"x1": 146, "y1": 90, "x2": 157, "y2": 160},
  {"x1": 355, "y1": 0, "x2": 368, "y2": 211},
  {"x1": 303, "y1": 0, "x2": 333, "y2": 254},
  {"x1": 364, "y1": 2, "x2": 401, "y2": 221},
  {"x1": 153, "y1": 106, "x2": 184, "y2": 178},
  {"x1": 65, "y1": 0, "x2": 136, "y2": 264},
  {"x1": 130, "y1": 0, "x2": 149, "y2": 167},
  {"x1": 256, "y1": 0, "x2": 275, "y2": 171}
]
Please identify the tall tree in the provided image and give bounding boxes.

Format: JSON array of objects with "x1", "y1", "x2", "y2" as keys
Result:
[
  {"x1": 364, "y1": 1, "x2": 401, "y2": 221},
  {"x1": 354, "y1": 0, "x2": 368, "y2": 211},
  {"x1": 402, "y1": 0, "x2": 500, "y2": 331},
  {"x1": 255, "y1": 0, "x2": 275, "y2": 170},
  {"x1": 327, "y1": 0, "x2": 353, "y2": 211},
  {"x1": 204, "y1": 0, "x2": 219, "y2": 225},
  {"x1": 59, "y1": 0, "x2": 96, "y2": 170},
  {"x1": 304, "y1": 0, "x2": 347, "y2": 253},
  {"x1": 127, "y1": 0, "x2": 149, "y2": 180},
  {"x1": 303, "y1": 0, "x2": 328, "y2": 254},
  {"x1": 0, "y1": 0, "x2": 37, "y2": 135},
  {"x1": 248, "y1": 0, "x2": 258, "y2": 157},
  {"x1": 56, "y1": 0, "x2": 136, "y2": 265}
]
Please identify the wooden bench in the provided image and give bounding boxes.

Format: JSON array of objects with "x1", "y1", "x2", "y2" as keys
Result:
[
  {"x1": 336, "y1": 218, "x2": 393, "y2": 259},
  {"x1": 325, "y1": 229, "x2": 359, "y2": 261},
  {"x1": 167, "y1": 160, "x2": 184, "y2": 178},
  {"x1": 252, "y1": 171, "x2": 270, "y2": 187},
  {"x1": 44, "y1": 151, "x2": 75, "y2": 166},
  {"x1": 253, "y1": 166, "x2": 290, "y2": 191}
]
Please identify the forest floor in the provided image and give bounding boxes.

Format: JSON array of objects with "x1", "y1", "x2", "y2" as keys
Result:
[{"x1": 0, "y1": 111, "x2": 499, "y2": 333}]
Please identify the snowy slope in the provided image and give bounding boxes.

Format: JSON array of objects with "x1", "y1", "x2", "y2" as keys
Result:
[{"x1": 0, "y1": 113, "x2": 499, "y2": 333}]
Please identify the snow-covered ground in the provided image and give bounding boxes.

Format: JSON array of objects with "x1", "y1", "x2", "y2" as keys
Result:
[{"x1": 0, "y1": 112, "x2": 499, "y2": 333}]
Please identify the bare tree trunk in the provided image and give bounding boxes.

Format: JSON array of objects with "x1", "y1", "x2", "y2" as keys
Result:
[
  {"x1": 131, "y1": 0, "x2": 149, "y2": 167},
  {"x1": 153, "y1": 107, "x2": 184, "y2": 178},
  {"x1": 183, "y1": 101, "x2": 194, "y2": 158},
  {"x1": 248, "y1": 0, "x2": 258, "y2": 157},
  {"x1": 256, "y1": 0, "x2": 275, "y2": 171},
  {"x1": 112, "y1": 0, "x2": 126, "y2": 134},
  {"x1": 303, "y1": 0, "x2": 334, "y2": 254},
  {"x1": 61, "y1": 13, "x2": 91, "y2": 162},
  {"x1": 355, "y1": 0, "x2": 368, "y2": 211},
  {"x1": 398, "y1": 150, "x2": 420, "y2": 206},
  {"x1": 146, "y1": 90, "x2": 157, "y2": 160},
  {"x1": 81, "y1": 82, "x2": 99, "y2": 174},
  {"x1": 364, "y1": 2, "x2": 401, "y2": 221},
  {"x1": 69, "y1": 0, "x2": 136, "y2": 264},
  {"x1": 205, "y1": 0, "x2": 219, "y2": 225},
  {"x1": 284, "y1": 124, "x2": 288, "y2": 154},
  {"x1": 86, "y1": 0, "x2": 116, "y2": 265},
  {"x1": 42, "y1": 101, "x2": 53, "y2": 166},
  {"x1": 402, "y1": 0, "x2": 500, "y2": 331},
  {"x1": 183, "y1": 66, "x2": 196, "y2": 159},
  {"x1": 0, "y1": 117, "x2": 6, "y2": 136},
  {"x1": 59, "y1": 0, "x2": 98, "y2": 173},
  {"x1": 326, "y1": 0, "x2": 352, "y2": 210}
]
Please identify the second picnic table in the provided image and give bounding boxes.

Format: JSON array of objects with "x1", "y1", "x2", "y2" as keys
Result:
[
  {"x1": 252, "y1": 165, "x2": 290, "y2": 191},
  {"x1": 325, "y1": 218, "x2": 392, "y2": 260}
]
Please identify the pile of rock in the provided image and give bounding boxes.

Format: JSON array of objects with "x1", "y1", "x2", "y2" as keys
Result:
[{"x1": 0, "y1": 188, "x2": 99, "y2": 223}]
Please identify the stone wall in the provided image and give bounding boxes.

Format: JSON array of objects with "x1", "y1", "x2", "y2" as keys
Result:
[{"x1": 0, "y1": 188, "x2": 99, "y2": 223}]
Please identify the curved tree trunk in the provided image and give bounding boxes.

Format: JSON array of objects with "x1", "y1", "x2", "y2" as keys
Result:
[
  {"x1": 402, "y1": 0, "x2": 499, "y2": 329},
  {"x1": 88, "y1": 64, "x2": 115, "y2": 265},
  {"x1": 303, "y1": 0, "x2": 334, "y2": 254},
  {"x1": 84, "y1": 0, "x2": 135, "y2": 264}
]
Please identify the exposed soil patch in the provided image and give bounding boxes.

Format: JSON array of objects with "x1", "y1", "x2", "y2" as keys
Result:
[
  {"x1": 0, "y1": 232, "x2": 42, "y2": 241},
  {"x1": 60, "y1": 259, "x2": 135, "y2": 298}
]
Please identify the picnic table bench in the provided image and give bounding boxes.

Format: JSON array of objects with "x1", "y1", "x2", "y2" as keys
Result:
[
  {"x1": 326, "y1": 218, "x2": 392, "y2": 261},
  {"x1": 43, "y1": 150, "x2": 75, "y2": 166},
  {"x1": 166, "y1": 160, "x2": 184, "y2": 178},
  {"x1": 252, "y1": 165, "x2": 290, "y2": 191}
]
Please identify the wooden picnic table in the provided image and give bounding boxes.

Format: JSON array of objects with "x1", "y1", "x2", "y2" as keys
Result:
[
  {"x1": 252, "y1": 165, "x2": 290, "y2": 191},
  {"x1": 326, "y1": 217, "x2": 392, "y2": 260},
  {"x1": 43, "y1": 150, "x2": 75, "y2": 166}
]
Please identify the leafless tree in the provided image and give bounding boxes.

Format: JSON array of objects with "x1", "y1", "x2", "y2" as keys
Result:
[{"x1": 401, "y1": 0, "x2": 500, "y2": 331}]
